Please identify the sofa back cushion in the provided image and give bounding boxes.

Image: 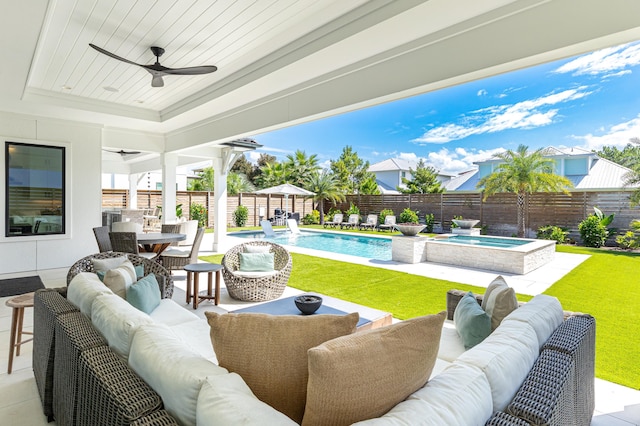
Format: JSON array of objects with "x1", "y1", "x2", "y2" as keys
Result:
[
  {"x1": 455, "y1": 320, "x2": 539, "y2": 412},
  {"x1": 205, "y1": 312, "x2": 358, "y2": 424},
  {"x1": 67, "y1": 272, "x2": 113, "y2": 316},
  {"x1": 352, "y1": 363, "x2": 493, "y2": 426},
  {"x1": 502, "y1": 294, "x2": 563, "y2": 348},
  {"x1": 196, "y1": 373, "x2": 298, "y2": 426},
  {"x1": 129, "y1": 323, "x2": 229, "y2": 426},
  {"x1": 90, "y1": 293, "x2": 154, "y2": 358},
  {"x1": 302, "y1": 312, "x2": 446, "y2": 426},
  {"x1": 481, "y1": 275, "x2": 519, "y2": 330}
]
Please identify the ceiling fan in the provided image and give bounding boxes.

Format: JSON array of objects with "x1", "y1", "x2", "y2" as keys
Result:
[
  {"x1": 103, "y1": 149, "x2": 141, "y2": 156},
  {"x1": 89, "y1": 44, "x2": 217, "y2": 87}
]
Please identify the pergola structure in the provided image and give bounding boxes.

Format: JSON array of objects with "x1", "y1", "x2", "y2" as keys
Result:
[{"x1": 2, "y1": 0, "x2": 640, "y2": 272}]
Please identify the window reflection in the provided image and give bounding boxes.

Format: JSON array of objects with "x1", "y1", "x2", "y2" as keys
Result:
[{"x1": 5, "y1": 142, "x2": 65, "y2": 236}]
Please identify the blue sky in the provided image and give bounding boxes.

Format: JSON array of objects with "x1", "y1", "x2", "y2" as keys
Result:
[{"x1": 249, "y1": 40, "x2": 640, "y2": 174}]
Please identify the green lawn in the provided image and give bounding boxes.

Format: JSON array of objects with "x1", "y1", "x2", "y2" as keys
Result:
[{"x1": 200, "y1": 244, "x2": 640, "y2": 390}]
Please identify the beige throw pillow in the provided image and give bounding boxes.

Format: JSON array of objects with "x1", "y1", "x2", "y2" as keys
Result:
[
  {"x1": 302, "y1": 311, "x2": 446, "y2": 426},
  {"x1": 481, "y1": 275, "x2": 519, "y2": 330},
  {"x1": 102, "y1": 260, "x2": 137, "y2": 298},
  {"x1": 205, "y1": 312, "x2": 359, "y2": 423}
]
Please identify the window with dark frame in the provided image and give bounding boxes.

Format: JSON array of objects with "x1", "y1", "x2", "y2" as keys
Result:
[{"x1": 5, "y1": 142, "x2": 65, "y2": 237}]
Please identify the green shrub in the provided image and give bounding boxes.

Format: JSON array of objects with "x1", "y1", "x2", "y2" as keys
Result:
[
  {"x1": 190, "y1": 203, "x2": 208, "y2": 228},
  {"x1": 616, "y1": 231, "x2": 639, "y2": 250},
  {"x1": 326, "y1": 207, "x2": 341, "y2": 221},
  {"x1": 578, "y1": 215, "x2": 608, "y2": 248},
  {"x1": 346, "y1": 203, "x2": 360, "y2": 216},
  {"x1": 302, "y1": 210, "x2": 320, "y2": 225},
  {"x1": 536, "y1": 225, "x2": 568, "y2": 244},
  {"x1": 424, "y1": 213, "x2": 435, "y2": 233},
  {"x1": 233, "y1": 205, "x2": 249, "y2": 227},
  {"x1": 379, "y1": 209, "x2": 394, "y2": 224},
  {"x1": 399, "y1": 208, "x2": 419, "y2": 224}
]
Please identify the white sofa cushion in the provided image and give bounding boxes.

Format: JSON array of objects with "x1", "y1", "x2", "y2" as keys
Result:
[
  {"x1": 129, "y1": 323, "x2": 228, "y2": 426},
  {"x1": 149, "y1": 298, "x2": 200, "y2": 326},
  {"x1": 196, "y1": 373, "x2": 297, "y2": 426},
  {"x1": 67, "y1": 272, "x2": 113, "y2": 316},
  {"x1": 455, "y1": 320, "x2": 539, "y2": 412},
  {"x1": 438, "y1": 321, "x2": 467, "y2": 362},
  {"x1": 352, "y1": 363, "x2": 493, "y2": 426},
  {"x1": 170, "y1": 318, "x2": 218, "y2": 363},
  {"x1": 502, "y1": 294, "x2": 563, "y2": 348},
  {"x1": 90, "y1": 293, "x2": 154, "y2": 358}
]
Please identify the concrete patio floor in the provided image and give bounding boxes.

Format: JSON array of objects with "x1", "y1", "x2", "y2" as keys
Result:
[{"x1": 0, "y1": 232, "x2": 638, "y2": 424}]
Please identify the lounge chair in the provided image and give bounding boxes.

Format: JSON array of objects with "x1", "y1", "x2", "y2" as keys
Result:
[
  {"x1": 378, "y1": 215, "x2": 396, "y2": 232},
  {"x1": 261, "y1": 220, "x2": 276, "y2": 237},
  {"x1": 340, "y1": 214, "x2": 360, "y2": 230},
  {"x1": 323, "y1": 213, "x2": 343, "y2": 229},
  {"x1": 222, "y1": 242, "x2": 292, "y2": 302},
  {"x1": 359, "y1": 214, "x2": 378, "y2": 230},
  {"x1": 287, "y1": 219, "x2": 301, "y2": 234}
]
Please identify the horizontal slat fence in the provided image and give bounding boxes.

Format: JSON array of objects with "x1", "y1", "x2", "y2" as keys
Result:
[
  {"x1": 102, "y1": 189, "x2": 639, "y2": 238},
  {"x1": 102, "y1": 190, "x2": 314, "y2": 227}
]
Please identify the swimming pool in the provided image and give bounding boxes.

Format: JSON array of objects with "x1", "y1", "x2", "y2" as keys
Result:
[
  {"x1": 230, "y1": 230, "x2": 392, "y2": 260},
  {"x1": 436, "y1": 235, "x2": 531, "y2": 248}
]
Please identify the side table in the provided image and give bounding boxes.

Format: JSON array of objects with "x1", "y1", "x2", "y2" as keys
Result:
[
  {"x1": 184, "y1": 263, "x2": 222, "y2": 309},
  {"x1": 6, "y1": 291, "x2": 35, "y2": 373}
]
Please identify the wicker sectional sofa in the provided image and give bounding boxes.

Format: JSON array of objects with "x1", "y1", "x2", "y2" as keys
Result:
[{"x1": 33, "y1": 255, "x2": 595, "y2": 425}]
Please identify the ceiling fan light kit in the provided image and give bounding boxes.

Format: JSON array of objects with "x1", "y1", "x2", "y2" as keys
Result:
[{"x1": 89, "y1": 44, "x2": 217, "y2": 88}]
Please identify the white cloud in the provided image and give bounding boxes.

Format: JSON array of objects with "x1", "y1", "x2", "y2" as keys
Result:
[
  {"x1": 397, "y1": 152, "x2": 419, "y2": 162},
  {"x1": 554, "y1": 42, "x2": 640, "y2": 76},
  {"x1": 573, "y1": 114, "x2": 640, "y2": 151},
  {"x1": 411, "y1": 88, "x2": 591, "y2": 144},
  {"x1": 477, "y1": 89, "x2": 488, "y2": 96}
]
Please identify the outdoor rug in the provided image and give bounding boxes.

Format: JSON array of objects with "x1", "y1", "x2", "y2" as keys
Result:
[{"x1": 0, "y1": 275, "x2": 45, "y2": 298}]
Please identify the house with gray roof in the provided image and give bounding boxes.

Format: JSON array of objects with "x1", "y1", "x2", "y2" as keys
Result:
[
  {"x1": 368, "y1": 158, "x2": 456, "y2": 194},
  {"x1": 444, "y1": 146, "x2": 636, "y2": 192}
]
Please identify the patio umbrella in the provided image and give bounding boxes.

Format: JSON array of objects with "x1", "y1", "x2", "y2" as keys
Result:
[{"x1": 256, "y1": 183, "x2": 315, "y2": 229}]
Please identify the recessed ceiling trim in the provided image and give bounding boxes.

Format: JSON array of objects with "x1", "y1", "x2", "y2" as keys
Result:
[{"x1": 22, "y1": 87, "x2": 162, "y2": 122}]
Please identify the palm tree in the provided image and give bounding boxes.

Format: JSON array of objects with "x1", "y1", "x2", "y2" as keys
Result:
[
  {"x1": 477, "y1": 145, "x2": 573, "y2": 237},
  {"x1": 255, "y1": 161, "x2": 290, "y2": 188},
  {"x1": 285, "y1": 150, "x2": 319, "y2": 188},
  {"x1": 227, "y1": 172, "x2": 255, "y2": 195},
  {"x1": 307, "y1": 170, "x2": 345, "y2": 225}
]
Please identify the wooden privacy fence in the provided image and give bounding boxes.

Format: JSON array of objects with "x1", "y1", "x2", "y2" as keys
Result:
[
  {"x1": 103, "y1": 189, "x2": 639, "y2": 237},
  {"x1": 338, "y1": 190, "x2": 640, "y2": 238},
  {"x1": 102, "y1": 189, "x2": 314, "y2": 227}
]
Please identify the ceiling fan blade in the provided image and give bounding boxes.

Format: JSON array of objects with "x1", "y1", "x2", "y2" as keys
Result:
[
  {"x1": 151, "y1": 75, "x2": 164, "y2": 87},
  {"x1": 103, "y1": 149, "x2": 141, "y2": 156},
  {"x1": 89, "y1": 44, "x2": 143, "y2": 67},
  {"x1": 162, "y1": 65, "x2": 218, "y2": 75}
]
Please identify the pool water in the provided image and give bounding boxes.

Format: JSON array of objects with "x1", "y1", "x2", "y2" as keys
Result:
[
  {"x1": 440, "y1": 235, "x2": 531, "y2": 248},
  {"x1": 231, "y1": 230, "x2": 392, "y2": 260}
]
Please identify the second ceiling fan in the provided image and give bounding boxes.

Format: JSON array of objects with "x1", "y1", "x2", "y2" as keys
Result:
[{"x1": 89, "y1": 44, "x2": 217, "y2": 87}]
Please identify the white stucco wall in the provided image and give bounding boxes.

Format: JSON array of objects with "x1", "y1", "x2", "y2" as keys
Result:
[{"x1": 0, "y1": 113, "x2": 103, "y2": 273}]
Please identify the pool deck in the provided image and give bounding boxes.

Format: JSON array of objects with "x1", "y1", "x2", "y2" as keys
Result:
[{"x1": 226, "y1": 232, "x2": 588, "y2": 296}]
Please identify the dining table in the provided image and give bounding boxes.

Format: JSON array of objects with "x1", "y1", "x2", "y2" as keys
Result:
[{"x1": 136, "y1": 232, "x2": 186, "y2": 256}]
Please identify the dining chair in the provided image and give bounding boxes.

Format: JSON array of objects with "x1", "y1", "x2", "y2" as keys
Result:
[
  {"x1": 160, "y1": 227, "x2": 205, "y2": 273},
  {"x1": 108, "y1": 232, "x2": 157, "y2": 259},
  {"x1": 161, "y1": 223, "x2": 181, "y2": 234},
  {"x1": 111, "y1": 221, "x2": 143, "y2": 233},
  {"x1": 92, "y1": 226, "x2": 112, "y2": 252}
]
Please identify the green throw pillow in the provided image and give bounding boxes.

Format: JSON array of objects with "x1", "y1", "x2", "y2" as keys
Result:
[
  {"x1": 126, "y1": 273, "x2": 161, "y2": 314},
  {"x1": 454, "y1": 291, "x2": 491, "y2": 349},
  {"x1": 238, "y1": 252, "x2": 275, "y2": 272}
]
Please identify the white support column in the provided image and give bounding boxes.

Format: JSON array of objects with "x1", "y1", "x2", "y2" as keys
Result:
[
  {"x1": 128, "y1": 174, "x2": 138, "y2": 208},
  {"x1": 161, "y1": 153, "x2": 178, "y2": 224},
  {"x1": 212, "y1": 147, "x2": 243, "y2": 252}
]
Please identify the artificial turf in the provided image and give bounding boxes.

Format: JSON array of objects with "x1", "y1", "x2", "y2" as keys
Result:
[{"x1": 200, "y1": 243, "x2": 640, "y2": 390}]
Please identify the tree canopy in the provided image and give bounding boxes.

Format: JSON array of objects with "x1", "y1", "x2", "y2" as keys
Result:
[
  {"x1": 329, "y1": 145, "x2": 376, "y2": 194},
  {"x1": 398, "y1": 159, "x2": 444, "y2": 194}
]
